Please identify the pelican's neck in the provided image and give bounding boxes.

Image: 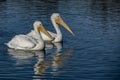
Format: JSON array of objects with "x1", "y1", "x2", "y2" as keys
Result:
[
  {"x1": 51, "y1": 18, "x2": 62, "y2": 41},
  {"x1": 34, "y1": 26, "x2": 44, "y2": 48}
]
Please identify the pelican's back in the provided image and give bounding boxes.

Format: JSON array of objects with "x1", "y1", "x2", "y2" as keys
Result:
[{"x1": 6, "y1": 35, "x2": 36, "y2": 49}]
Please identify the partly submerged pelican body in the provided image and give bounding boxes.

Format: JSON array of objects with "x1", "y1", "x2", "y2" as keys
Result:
[
  {"x1": 27, "y1": 13, "x2": 74, "y2": 43},
  {"x1": 6, "y1": 21, "x2": 53, "y2": 50}
]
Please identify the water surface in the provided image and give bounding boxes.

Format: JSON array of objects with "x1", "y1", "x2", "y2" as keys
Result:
[{"x1": 0, "y1": 0, "x2": 120, "y2": 80}]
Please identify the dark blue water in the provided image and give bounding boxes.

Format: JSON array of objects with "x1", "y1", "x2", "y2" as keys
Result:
[{"x1": 0, "y1": 0, "x2": 120, "y2": 80}]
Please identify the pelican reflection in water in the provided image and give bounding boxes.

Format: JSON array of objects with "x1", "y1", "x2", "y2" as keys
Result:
[
  {"x1": 7, "y1": 49, "x2": 45, "y2": 65},
  {"x1": 34, "y1": 42, "x2": 74, "y2": 76},
  {"x1": 7, "y1": 43, "x2": 74, "y2": 77}
]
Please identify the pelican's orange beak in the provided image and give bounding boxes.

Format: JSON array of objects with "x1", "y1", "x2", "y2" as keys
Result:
[
  {"x1": 55, "y1": 16, "x2": 75, "y2": 36},
  {"x1": 38, "y1": 24, "x2": 54, "y2": 40}
]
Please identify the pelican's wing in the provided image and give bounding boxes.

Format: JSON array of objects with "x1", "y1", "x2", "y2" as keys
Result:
[
  {"x1": 27, "y1": 30, "x2": 38, "y2": 39},
  {"x1": 6, "y1": 35, "x2": 36, "y2": 49}
]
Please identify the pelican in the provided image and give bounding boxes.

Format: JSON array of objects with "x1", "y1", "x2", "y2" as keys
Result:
[
  {"x1": 27, "y1": 13, "x2": 74, "y2": 43},
  {"x1": 6, "y1": 21, "x2": 53, "y2": 50}
]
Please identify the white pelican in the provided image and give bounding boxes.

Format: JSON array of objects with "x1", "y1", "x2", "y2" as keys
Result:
[
  {"x1": 27, "y1": 13, "x2": 74, "y2": 43},
  {"x1": 6, "y1": 21, "x2": 53, "y2": 50}
]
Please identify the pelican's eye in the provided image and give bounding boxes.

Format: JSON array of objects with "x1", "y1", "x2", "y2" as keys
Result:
[{"x1": 40, "y1": 24, "x2": 42, "y2": 26}]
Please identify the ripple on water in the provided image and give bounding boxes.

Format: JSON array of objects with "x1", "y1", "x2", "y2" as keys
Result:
[{"x1": 0, "y1": 0, "x2": 120, "y2": 80}]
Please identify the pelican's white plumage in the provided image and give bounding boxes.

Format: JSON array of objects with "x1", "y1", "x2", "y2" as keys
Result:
[
  {"x1": 6, "y1": 21, "x2": 53, "y2": 50},
  {"x1": 27, "y1": 13, "x2": 74, "y2": 43}
]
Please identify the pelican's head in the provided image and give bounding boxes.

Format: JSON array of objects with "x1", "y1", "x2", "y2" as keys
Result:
[
  {"x1": 33, "y1": 21, "x2": 43, "y2": 28},
  {"x1": 51, "y1": 13, "x2": 75, "y2": 35},
  {"x1": 33, "y1": 21, "x2": 54, "y2": 40}
]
